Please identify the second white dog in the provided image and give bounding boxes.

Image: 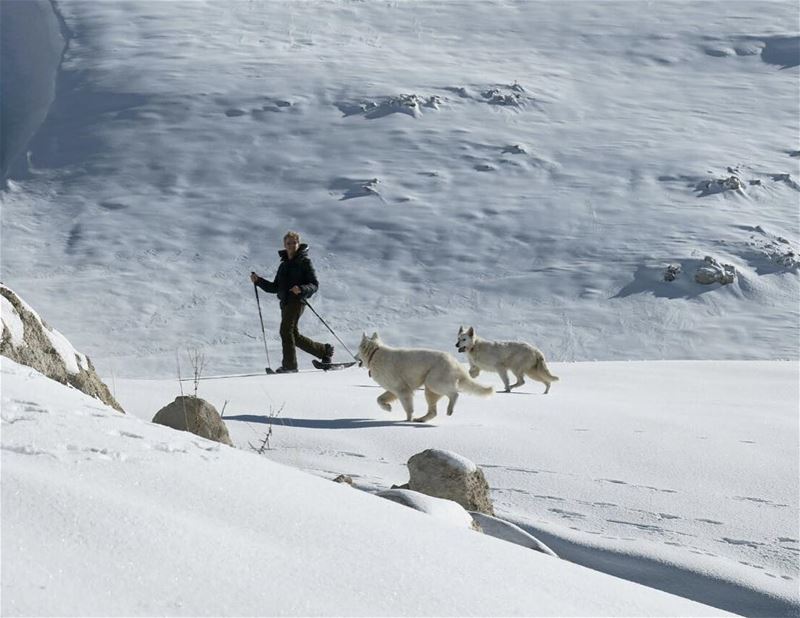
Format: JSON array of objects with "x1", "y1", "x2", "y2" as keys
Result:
[
  {"x1": 456, "y1": 326, "x2": 559, "y2": 393},
  {"x1": 357, "y1": 332, "x2": 493, "y2": 422}
]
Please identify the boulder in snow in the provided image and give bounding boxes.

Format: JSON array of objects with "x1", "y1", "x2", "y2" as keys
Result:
[
  {"x1": 152, "y1": 396, "x2": 233, "y2": 446},
  {"x1": 694, "y1": 256, "x2": 736, "y2": 285},
  {"x1": 406, "y1": 448, "x2": 494, "y2": 515},
  {"x1": 377, "y1": 488, "x2": 481, "y2": 531},
  {"x1": 0, "y1": 284, "x2": 123, "y2": 413},
  {"x1": 663, "y1": 264, "x2": 682, "y2": 282},
  {"x1": 695, "y1": 175, "x2": 744, "y2": 196}
]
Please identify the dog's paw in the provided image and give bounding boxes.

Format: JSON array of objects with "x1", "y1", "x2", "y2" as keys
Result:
[{"x1": 379, "y1": 402, "x2": 392, "y2": 411}]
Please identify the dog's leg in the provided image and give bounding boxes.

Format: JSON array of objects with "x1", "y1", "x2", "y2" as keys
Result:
[
  {"x1": 526, "y1": 369, "x2": 552, "y2": 394},
  {"x1": 398, "y1": 391, "x2": 415, "y2": 422},
  {"x1": 469, "y1": 364, "x2": 480, "y2": 378},
  {"x1": 510, "y1": 371, "x2": 525, "y2": 390},
  {"x1": 415, "y1": 387, "x2": 441, "y2": 423},
  {"x1": 445, "y1": 392, "x2": 460, "y2": 416},
  {"x1": 498, "y1": 368, "x2": 512, "y2": 392},
  {"x1": 377, "y1": 390, "x2": 397, "y2": 412}
]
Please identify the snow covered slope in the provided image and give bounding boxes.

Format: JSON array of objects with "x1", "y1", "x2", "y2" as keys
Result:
[
  {"x1": 115, "y1": 358, "x2": 800, "y2": 617},
  {"x1": 1, "y1": 357, "x2": 729, "y2": 617},
  {"x1": 1, "y1": 1, "x2": 798, "y2": 378}
]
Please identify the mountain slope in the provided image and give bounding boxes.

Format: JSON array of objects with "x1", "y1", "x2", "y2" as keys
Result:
[{"x1": 1, "y1": 0, "x2": 797, "y2": 378}]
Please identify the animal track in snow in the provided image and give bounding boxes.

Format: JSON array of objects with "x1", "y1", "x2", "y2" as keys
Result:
[
  {"x1": 154, "y1": 442, "x2": 189, "y2": 454},
  {"x1": 224, "y1": 98, "x2": 293, "y2": 120},
  {"x1": 495, "y1": 487, "x2": 532, "y2": 495},
  {"x1": 108, "y1": 429, "x2": 144, "y2": 440},
  {"x1": 607, "y1": 519, "x2": 665, "y2": 532},
  {"x1": 2, "y1": 414, "x2": 36, "y2": 424},
  {"x1": 596, "y1": 478, "x2": 678, "y2": 494},
  {"x1": 549, "y1": 508, "x2": 586, "y2": 519},
  {"x1": 695, "y1": 518, "x2": 724, "y2": 525},
  {"x1": 192, "y1": 441, "x2": 220, "y2": 452},
  {"x1": 642, "y1": 485, "x2": 678, "y2": 494},
  {"x1": 480, "y1": 463, "x2": 555, "y2": 476},
  {"x1": 720, "y1": 537, "x2": 765, "y2": 549},
  {"x1": 732, "y1": 495, "x2": 789, "y2": 508},
  {"x1": 2, "y1": 444, "x2": 56, "y2": 457}
]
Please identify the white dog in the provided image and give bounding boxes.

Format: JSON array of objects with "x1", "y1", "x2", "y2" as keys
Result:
[
  {"x1": 456, "y1": 326, "x2": 559, "y2": 394},
  {"x1": 357, "y1": 332, "x2": 493, "y2": 422}
]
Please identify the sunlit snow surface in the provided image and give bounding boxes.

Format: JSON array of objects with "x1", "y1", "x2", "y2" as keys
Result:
[
  {"x1": 3, "y1": 357, "x2": 736, "y2": 617},
  {"x1": 2, "y1": 0, "x2": 798, "y2": 378},
  {"x1": 114, "y1": 359, "x2": 798, "y2": 616},
  {"x1": 1, "y1": 0, "x2": 798, "y2": 615}
]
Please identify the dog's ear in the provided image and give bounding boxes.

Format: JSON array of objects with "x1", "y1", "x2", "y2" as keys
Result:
[
  {"x1": 371, "y1": 331, "x2": 379, "y2": 340},
  {"x1": 458, "y1": 325, "x2": 464, "y2": 334},
  {"x1": 467, "y1": 326, "x2": 474, "y2": 337}
]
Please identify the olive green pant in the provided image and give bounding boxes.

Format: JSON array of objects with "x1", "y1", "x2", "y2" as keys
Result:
[{"x1": 279, "y1": 300, "x2": 326, "y2": 369}]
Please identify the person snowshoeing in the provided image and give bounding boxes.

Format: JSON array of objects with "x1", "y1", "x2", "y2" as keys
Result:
[{"x1": 250, "y1": 231, "x2": 334, "y2": 373}]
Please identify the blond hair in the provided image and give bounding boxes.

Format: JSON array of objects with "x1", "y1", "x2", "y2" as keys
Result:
[{"x1": 283, "y1": 230, "x2": 301, "y2": 243}]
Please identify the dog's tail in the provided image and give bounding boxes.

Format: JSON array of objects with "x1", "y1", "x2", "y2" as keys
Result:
[
  {"x1": 458, "y1": 375, "x2": 494, "y2": 397},
  {"x1": 534, "y1": 355, "x2": 559, "y2": 382}
]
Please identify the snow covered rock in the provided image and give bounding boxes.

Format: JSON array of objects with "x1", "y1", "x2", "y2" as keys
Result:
[
  {"x1": 695, "y1": 175, "x2": 744, "y2": 196},
  {"x1": 745, "y1": 227, "x2": 800, "y2": 270},
  {"x1": 407, "y1": 449, "x2": 494, "y2": 515},
  {"x1": 0, "y1": 284, "x2": 123, "y2": 413},
  {"x1": 377, "y1": 488, "x2": 480, "y2": 531},
  {"x1": 694, "y1": 256, "x2": 736, "y2": 285},
  {"x1": 664, "y1": 264, "x2": 682, "y2": 282},
  {"x1": 152, "y1": 396, "x2": 233, "y2": 446}
]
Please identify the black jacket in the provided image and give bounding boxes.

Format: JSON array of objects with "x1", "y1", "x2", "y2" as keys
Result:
[{"x1": 255, "y1": 243, "x2": 318, "y2": 307}]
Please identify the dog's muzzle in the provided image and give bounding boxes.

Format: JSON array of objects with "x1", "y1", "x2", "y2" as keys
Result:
[{"x1": 457, "y1": 346, "x2": 466, "y2": 353}]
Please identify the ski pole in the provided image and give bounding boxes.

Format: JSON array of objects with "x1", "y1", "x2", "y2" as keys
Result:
[
  {"x1": 253, "y1": 281, "x2": 274, "y2": 374},
  {"x1": 302, "y1": 299, "x2": 357, "y2": 361}
]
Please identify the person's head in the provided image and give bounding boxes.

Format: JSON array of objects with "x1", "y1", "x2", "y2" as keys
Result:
[{"x1": 283, "y1": 230, "x2": 301, "y2": 256}]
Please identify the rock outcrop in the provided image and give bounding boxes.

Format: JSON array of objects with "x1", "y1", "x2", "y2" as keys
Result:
[
  {"x1": 694, "y1": 256, "x2": 736, "y2": 285},
  {"x1": 0, "y1": 284, "x2": 123, "y2": 413}
]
